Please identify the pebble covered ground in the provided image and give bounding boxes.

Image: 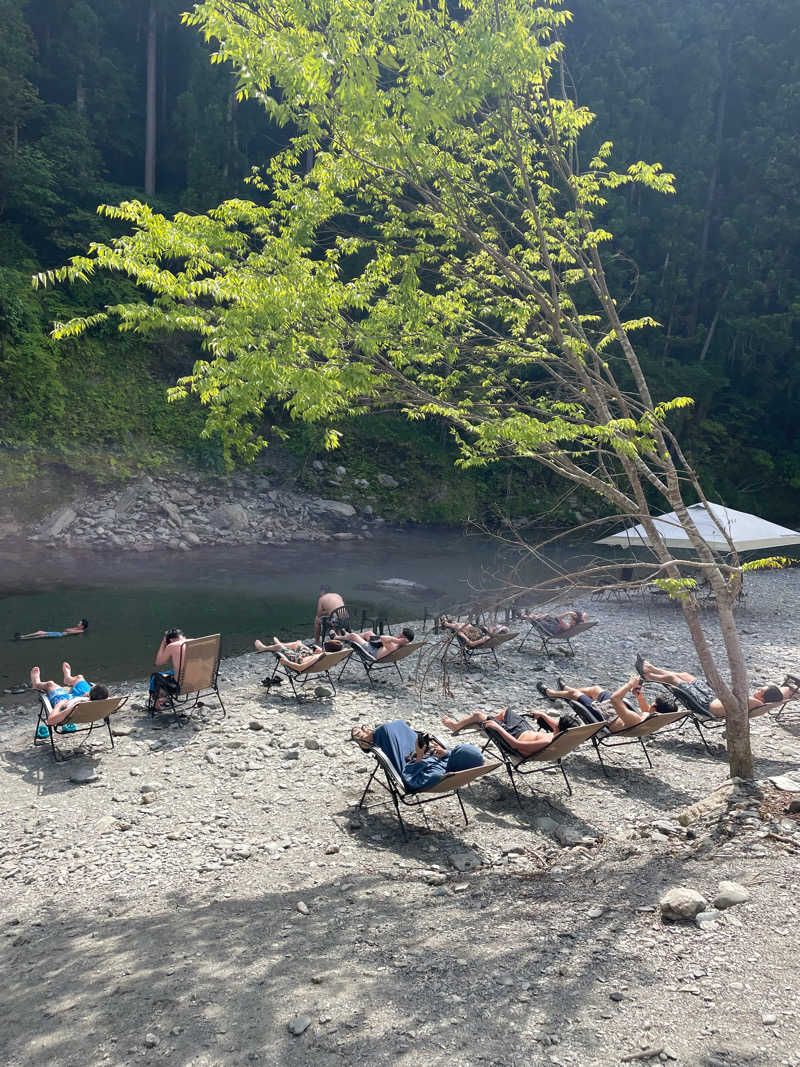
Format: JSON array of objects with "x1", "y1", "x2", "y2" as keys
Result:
[{"x1": 2, "y1": 569, "x2": 800, "y2": 1066}]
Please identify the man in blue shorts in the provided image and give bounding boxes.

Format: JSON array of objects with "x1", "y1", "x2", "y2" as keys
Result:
[
  {"x1": 16, "y1": 619, "x2": 89, "y2": 640},
  {"x1": 30, "y1": 661, "x2": 109, "y2": 733}
]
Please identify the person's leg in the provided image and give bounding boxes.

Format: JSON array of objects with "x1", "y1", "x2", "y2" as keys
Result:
[
  {"x1": 441, "y1": 711, "x2": 488, "y2": 733},
  {"x1": 62, "y1": 662, "x2": 84, "y2": 687},
  {"x1": 446, "y1": 744, "x2": 484, "y2": 772},
  {"x1": 254, "y1": 638, "x2": 302, "y2": 653},
  {"x1": 20, "y1": 631, "x2": 49, "y2": 640},
  {"x1": 342, "y1": 632, "x2": 370, "y2": 650},
  {"x1": 30, "y1": 667, "x2": 58, "y2": 695},
  {"x1": 640, "y1": 661, "x2": 695, "y2": 686},
  {"x1": 544, "y1": 683, "x2": 603, "y2": 700}
]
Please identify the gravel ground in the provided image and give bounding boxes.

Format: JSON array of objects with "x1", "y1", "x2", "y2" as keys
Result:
[{"x1": 2, "y1": 569, "x2": 800, "y2": 1067}]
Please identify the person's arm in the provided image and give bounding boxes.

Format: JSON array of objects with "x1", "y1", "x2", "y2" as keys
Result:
[
  {"x1": 631, "y1": 686, "x2": 650, "y2": 714},
  {"x1": 47, "y1": 696, "x2": 80, "y2": 725},
  {"x1": 154, "y1": 637, "x2": 171, "y2": 666},
  {"x1": 484, "y1": 719, "x2": 549, "y2": 754},
  {"x1": 534, "y1": 710, "x2": 560, "y2": 731}
]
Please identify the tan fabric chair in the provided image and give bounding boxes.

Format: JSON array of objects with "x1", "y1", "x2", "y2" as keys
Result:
[
  {"x1": 269, "y1": 647, "x2": 352, "y2": 701},
  {"x1": 352, "y1": 732, "x2": 500, "y2": 838},
  {"x1": 339, "y1": 639, "x2": 426, "y2": 686},
  {"x1": 148, "y1": 634, "x2": 226, "y2": 719},
  {"x1": 35, "y1": 692, "x2": 128, "y2": 762},
  {"x1": 453, "y1": 630, "x2": 519, "y2": 668},
  {"x1": 518, "y1": 618, "x2": 598, "y2": 655},
  {"x1": 588, "y1": 709, "x2": 687, "y2": 773}
]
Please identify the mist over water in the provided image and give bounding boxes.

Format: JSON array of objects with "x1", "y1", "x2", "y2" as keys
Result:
[{"x1": 0, "y1": 528, "x2": 566, "y2": 690}]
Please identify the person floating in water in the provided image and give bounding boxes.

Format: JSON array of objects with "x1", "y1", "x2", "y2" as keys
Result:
[{"x1": 15, "y1": 619, "x2": 89, "y2": 640}]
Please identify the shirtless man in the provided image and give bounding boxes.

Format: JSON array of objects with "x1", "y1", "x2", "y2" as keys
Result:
[
  {"x1": 523, "y1": 609, "x2": 588, "y2": 634},
  {"x1": 314, "y1": 587, "x2": 346, "y2": 642},
  {"x1": 441, "y1": 706, "x2": 576, "y2": 756},
  {"x1": 31, "y1": 662, "x2": 109, "y2": 730},
  {"x1": 636, "y1": 656, "x2": 790, "y2": 717},
  {"x1": 342, "y1": 627, "x2": 414, "y2": 661},
  {"x1": 538, "y1": 674, "x2": 677, "y2": 730},
  {"x1": 16, "y1": 619, "x2": 89, "y2": 640},
  {"x1": 150, "y1": 628, "x2": 189, "y2": 708}
]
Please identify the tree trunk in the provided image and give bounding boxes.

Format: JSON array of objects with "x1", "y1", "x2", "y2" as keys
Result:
[{"x1": 144, "y1": 0, "x2": 158, "y2": 195}]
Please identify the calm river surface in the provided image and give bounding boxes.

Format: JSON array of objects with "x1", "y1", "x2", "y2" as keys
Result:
[{"x1": 0, "y1": 528, "x2": 569, "y2": 690}]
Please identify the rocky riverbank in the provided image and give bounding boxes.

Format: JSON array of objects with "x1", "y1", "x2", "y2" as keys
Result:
[
  {"x1": 2, "y1": 570, "x2": 800, "y2": 1065},
  {"x1": 20, "y1": 468, "x2": 386, "y2": 552}
]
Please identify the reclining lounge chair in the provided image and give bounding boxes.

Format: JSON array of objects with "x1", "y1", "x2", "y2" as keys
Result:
[
  {"x1": 663, "y1": 680, "x2": 792, "y2": 753},
  {"x1": 268, "y1": 647, "x2": 352, "y2": 702},
  {"x1": 352, "y1": 722, "x2": 499, "y2": 838},
  {"x1": 452, "y1": 630, "x2": 519, "y2": 669},
  {"x1": 479, "y1": 720, "x2": 604, "y2": 801},
  {"x1": 35, "y1": 692, "x2": 128, "y2": 762},
  {"x1": 147, "y1": 633, "x2": 226, "y2": 720},
  {"x1": 565, "y1": 696, "x2": 686, "y2": 773},
  {"x1": 339, "y1": 639, "x2": 426, "y2": 687},
  {"x1": 518, "y1": 618, "x2": 598, "y2": 656}
]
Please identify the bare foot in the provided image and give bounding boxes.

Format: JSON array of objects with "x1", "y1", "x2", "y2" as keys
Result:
[
  {"x1": 30, "y1": 666, "x2": 41, "y2": 687},
  {"x1": 62, "y1": 661, "x2": 71, "y2": 681},
  {"x1": 441, "y1": 716, "x2": 459, "y2": 732},
  {"x1": 254, "y1": 640, "x2": 268, "y2": 653}
]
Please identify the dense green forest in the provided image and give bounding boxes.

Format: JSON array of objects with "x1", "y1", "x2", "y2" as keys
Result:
[{"x1": 1, "y1": 0, "x2": 798, "y2": 523}]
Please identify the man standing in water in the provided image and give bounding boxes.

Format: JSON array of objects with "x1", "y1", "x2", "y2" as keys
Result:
[{"x1": 314, "y1": 586, "x2": 346, "y2": 642}]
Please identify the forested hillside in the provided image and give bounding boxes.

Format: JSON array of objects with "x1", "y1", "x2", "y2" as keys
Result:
[{"x1": 1, "y1": 0, "x2": 798, "y2": 522}]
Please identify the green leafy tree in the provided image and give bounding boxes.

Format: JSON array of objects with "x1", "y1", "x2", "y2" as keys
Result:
[{"x1": 38, "y1": 0, "x2": 769, "y2": 778}]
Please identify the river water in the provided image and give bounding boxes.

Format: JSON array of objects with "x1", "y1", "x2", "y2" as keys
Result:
[{"x1": 0, "y1": 528, "x2": 566, "y2": 691}]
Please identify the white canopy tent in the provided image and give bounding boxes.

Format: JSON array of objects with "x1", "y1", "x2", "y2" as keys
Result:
[{"x1": 595, "y1": 501, "x2": 800, "y2": 553}]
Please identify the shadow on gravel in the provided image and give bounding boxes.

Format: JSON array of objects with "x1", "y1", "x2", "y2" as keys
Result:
[
  {"x1": 1, "y1": 745, "x2": 106, "y2": 797},
  {"x1": 2, "y1": 847, "x2": 761, "y2": 1067}
]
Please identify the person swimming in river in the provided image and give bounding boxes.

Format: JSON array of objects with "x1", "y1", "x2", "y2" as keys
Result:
[{"x1": 15, "y1": 619, "x2": 89, "y2": 640}]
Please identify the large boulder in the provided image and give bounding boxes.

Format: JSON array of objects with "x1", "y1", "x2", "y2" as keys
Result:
[
  {"x1": 315, "y1": 499, "x2": 357, "y2": 518},
  {"x1": 46, "y1": 507, "x2": 77, "y2": 537},
  {"x1": 659, "y1": 886, "x2": 708, "y2": 921},
  {"x1": 208, "y1": 503, "x2": 248, "y2": 530},
  {"x1": 377, "y1": 473, "x2": 399, "y2": 488}
]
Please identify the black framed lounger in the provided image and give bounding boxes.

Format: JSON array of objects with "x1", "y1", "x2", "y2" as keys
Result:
[
  {"x1": 269, "y1": 647, "x2": 352, "y2": 701},
  {"x1": 452, "y1": 630, "x2": 519, "y2": 669},
  {"x1": 35, "y1": 692, "x2": 128, "y2": 762},
  {"x1": 479, "y1": 721, "x2": 604, "y2": 801},
  {"x1": 518, "y1": 619, "x2": 598, "y2": 656},
  {"x1": 565, "y1": 697, "x2": 686, "y2": 773},
  {"x1": 664, "y1": 682, "x2": 791, "y2": 754},
  {"x1": 339, "y1": 640, "x2": 426, "y2": 686},
  {"x1": 352, "y1": 735, "x2": 499, "y2": 839}
]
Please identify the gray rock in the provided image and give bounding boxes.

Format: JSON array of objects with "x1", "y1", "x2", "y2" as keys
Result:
[
  {"x1": 659, "y1": 887, "x2": 708, "y2": 921},
  {"x1": 314, "y1": 686, "x2": 333, "y2": 699},
  {"x1": 48, "y1": 507, "x2": 77, "y2": 536},
  {"x1": 288, "y1": 1015, "x2": 312, "y2": 1036},
  {"x1": 140, "y1": 792, "x2": 157, "y2": 805},
  {"x1": 282, "y1": 750, "x2": 300, "y2": 761},
  {"x1": 315, "y1": 499, "x2": 357, "y2": 518},
  {"x1": 304, "y1": 737, "x2": 320, "y2": 750},
  {"x1": 296, "y1": 901, "x2": 310, "y2": 915},
  {"x1": 713, "y1": 880, "x2": 750, "y2": 909},
  {"x1": 768, "y1": 774, "x2": 800, "y2": 792},
  {"x1": 249, "y1": 720, "x2": 264, "y2": 731},
  {"x1": 762, "y1": 1014, "x2": 778, "y2": 1026},
  {"x1": 449, "y1": 850, "x2": 482, "y2": 873},
  {"x1": 69, "y1": 764, "x2": 99, "y2": 785},
  {"x1": 533, "y1": 816, "x2": 559, "y2": 834},
  {"x1": 159, "y1": 499, "x2": 183, "y2": 526},
  {"x1": 553, "y1": 825, "x2": 583, "y2": 848},
  {"x1": 139, "y1": 782, "x2": 160, "y2": 794},
  {"x1": 788, "y1": 799, "x2": 800, "y2": 814},
  {"x1": 377, "y1": 473, "x2": 399, "y2": 488},
  {"x1": 143, "y1": 1033, "x2": 159, "y2": 1048},
  {"x1": 209, "y1": 503, "x2": 248, "y2": 530},
  {"x1": 422, "y1": 870, "x2": 448, "y2": 886}
]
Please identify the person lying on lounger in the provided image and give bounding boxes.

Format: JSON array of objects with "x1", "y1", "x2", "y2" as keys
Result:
[
  {"x1": 31, "y1": 662, "x2": 109, "y2": 732},
  {"x1": 537, "y1": 674, "x2": 677, "y2": 729},
  {"x1": 253, "y1": 637, "x2": 328, "y2": 670},
  {"x1": 341, "y1": 628, "x2": 414, "y2": 660},
  {"x1": 16, "y1": 619, "x2": 89, "y2": 640},
  {"x1": 521, "y1": 609, "x2": 588, "y2": 635},
  {"x1": 635, "y1": 656, "x2": 791, "y2": 717},
  {"x1": 439, "y1": 616, "x2": 508, "y2": 648},
  {"x1": 351, "y1": 720, "x2": 484, "y2": 790},
  {"x1": 441, "y1": 706, "x2": 579, "y2": 756}
]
